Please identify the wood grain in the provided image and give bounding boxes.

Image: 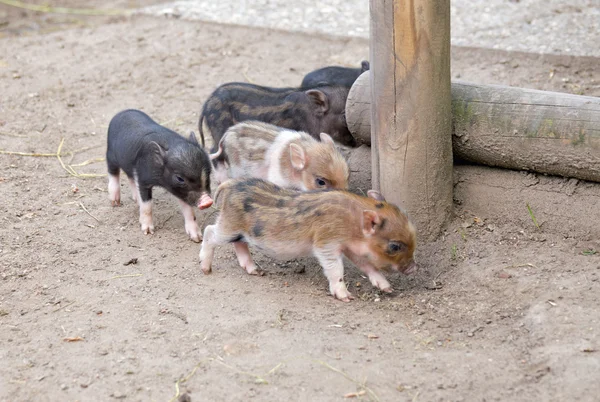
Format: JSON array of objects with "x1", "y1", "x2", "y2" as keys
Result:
[{"x1": 369, "y1": 0, "x2": 453, "y2": 241}]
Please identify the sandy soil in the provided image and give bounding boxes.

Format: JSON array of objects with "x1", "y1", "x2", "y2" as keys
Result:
[{"x1": 1, "y1": 3, "x2": 599, "y2": 402}]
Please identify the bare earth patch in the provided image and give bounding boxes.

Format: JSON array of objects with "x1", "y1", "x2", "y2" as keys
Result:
[{"x1": 1, "y1": 4, "x2": 599, "y2": 402}]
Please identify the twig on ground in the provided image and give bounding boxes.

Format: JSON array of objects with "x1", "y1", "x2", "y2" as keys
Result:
[
  {"x1": 168, "y1": 359, "x2": 211, "y2": 402},
  {"x1": 213, "y1": 359, "x2": 268, "y2": 384},
  {"x1": 312, "y1": 359, "x2": 379, "y2": 402},
  {"x1": 0, "y1": 132, "x2": 27, "y2": 138},
  {"x1": 110, "y1": 273, "x2": 143, "y2": 280},
  {"x1": 526, "y1": 202, "x2": 540, "y2": 229},
  {"x1": 0, "y1": 0, "x2": 129, "y2": 15},
  {"x1": 242, "y1": 70, "x2": 255, "y2": 84},
  {"x1": 504, "y1": 263, "x2": 538, "y2": 270},
  {"x1": 0, "y1": 138, "x2": 106, "y2": 178},
  {"x1": 70, "y1": 157, "x2": 105, "y2": 167},
  {"x1": 52, "y1": 301, "x2": 75, "y2": 313},
  {"x1": 168, "y1": 355, "x2": 380, "y2": 402},
  {"x1": 0, "y1": 150, "x2": 55, "y2": 156},
  {"x1": 56, "y1": 138, "x2": 78, "y2": 177},
  {"x1": 79, "y1": 202, "x2": 100, "y2": 222}
]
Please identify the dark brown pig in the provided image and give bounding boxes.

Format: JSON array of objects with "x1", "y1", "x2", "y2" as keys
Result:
[
  {"x1": 301, "y1": 60, "x2": 370, "y2": 89},
  {"x1": 199, "y1": 178, "x2": 417, "y2": 302},
  {"x1": 198, "y1": 82, "x2": 355, "y2": 151}
]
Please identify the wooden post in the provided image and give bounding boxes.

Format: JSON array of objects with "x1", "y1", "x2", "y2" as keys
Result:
[{"x1": 370, "y1": 0, "x2": 453, "y2": 241}]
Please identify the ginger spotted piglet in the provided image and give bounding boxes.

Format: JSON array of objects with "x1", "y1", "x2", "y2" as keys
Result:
[
  {"x1": 210, "y1": 121, "x2": 349, "y2": 191},
  {"x1": 199, "y1": 178, "x2": 417, "y2": 302}
]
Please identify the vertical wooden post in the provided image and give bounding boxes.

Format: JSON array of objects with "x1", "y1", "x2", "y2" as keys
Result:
[{"x1": 369, "y1": 0, "x2": 453, "y2": 241}]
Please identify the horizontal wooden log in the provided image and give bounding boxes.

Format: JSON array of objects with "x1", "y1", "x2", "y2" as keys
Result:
[{"x1": 346, "y1": 73, "x2": 600, "y2": 182}]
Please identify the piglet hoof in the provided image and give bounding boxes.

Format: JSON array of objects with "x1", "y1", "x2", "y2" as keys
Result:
[
  {"x1": 111, "y1": 199, "x2": 121, "y2": 207},
  {"x1": 336, "y1": 293, "x2": 355, "y2": 303},
  {"x1": 332, "y1": 283, "x2": 354, "y2": 302},
  {"x1": 244, "y1": 265, "x2": 265, "y2": 276},
  {"x1": 248, "y1": 268, "x2": 265, "y2": 276},
  {"x1": 186, "y1": 225, "x2": 202, "y2": 243},
  {"x1": 369, "y1": 275, "x2": 392, "y2": 293},
  {"x1": 141, "y1": 224, "x2": 154, "y2": 235},
  {"x1": 200, "y1": 264, "x2": 212, "y2": 275}
]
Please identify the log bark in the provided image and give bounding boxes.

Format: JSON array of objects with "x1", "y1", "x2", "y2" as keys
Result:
[
  {"x1": 369, "y1": 0, "x2": 453, "y2": 241},
  {"x1": 347, "y1": 75, "x2": 600, "y2": 183}
]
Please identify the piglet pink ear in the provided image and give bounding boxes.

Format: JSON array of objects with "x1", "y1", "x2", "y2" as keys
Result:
[
  {"x1": 367, "y1": 190, "x2": 385, "y2": 202},
  {"x1": 289, "y1": 143, "x2": 307, "y2": 171},
  {"x1": 319, "y1": 132, "x2": 335, "y2": 146},
  {"x1": 362, "y1": 210, "x2": 381, "y2": 236}
]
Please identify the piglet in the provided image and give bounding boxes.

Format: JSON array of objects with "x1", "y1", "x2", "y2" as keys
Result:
[
  {"x1": 199, "y1": 82, "x2": 355, "y2": 151},
  {"x1": 301, "y1": 61, "x2": 370, "y2": 89},
  {"x1": 199, "y1": 178, "x2": 417, "y2": 302},
  {"x1": 210, "y1": 121, "x2": 349, "y2": 190},
  {"x1": 106, "y1": 109, "x2": 213, "y2": 242}
]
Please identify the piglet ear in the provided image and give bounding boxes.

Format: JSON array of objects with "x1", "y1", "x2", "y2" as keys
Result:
[
  {"x1": 319, "y1": 132, "x2": 335, "y2": 147},
  {"x1": 361, "y1": 60, "x2": 370, "y2": 73},
  {"x1": 362, "y1": 210, "x2": 381, "y2": 236},
  {"x1": 188, "y1": 131, "x2": 199, "y2": 145},
  {"x1": 149, "y1": 141, "x2": 166, "y2": 167},
  {"x1": 306, "y1": 89, "x2": 329, "y2": 115},
  {"x1": 289, "y1": 143, "x2": 306, "y2": 171},
  {"x1": 367, "y1": 190, "x2": 386, "y2": 202}
]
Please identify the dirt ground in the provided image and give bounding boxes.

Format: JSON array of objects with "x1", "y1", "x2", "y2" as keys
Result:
[{"x1": 1, "y1": 2, "x2": 600, "y2": 402}]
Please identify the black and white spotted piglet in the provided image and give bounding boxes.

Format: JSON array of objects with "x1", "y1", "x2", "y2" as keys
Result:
[{"x1": 106, "y1": 109, "x2": 213, "y2": 242}]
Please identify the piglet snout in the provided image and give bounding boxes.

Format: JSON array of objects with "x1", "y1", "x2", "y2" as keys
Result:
[
  {"x1": 197, "y1": 193, "x2": 213, "y2": 209},
  {"x1": 402, "y1": 261, "x2": 418, "y2": 275}
]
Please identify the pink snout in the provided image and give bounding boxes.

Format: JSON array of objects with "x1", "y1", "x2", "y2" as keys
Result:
[
  {"x1": 197, "y1": 193, "x2": 213, "y2": 210},
  {"x1": 402, "y1": 261, "x2": 418, "y2": 275}
]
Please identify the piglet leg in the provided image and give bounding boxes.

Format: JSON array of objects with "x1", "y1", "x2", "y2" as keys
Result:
[
  {"x1": 138, "y1": 200, "x2": 154, "y2": 235},
  {"x1": 135, "y1": 183, "x2": 154, "y2": 235},
  {"x1": 108, "y1": 173, "x2": 121, "y2": 206},
  {"x1": 359, "y1": 263, "x2": 393, "y2": 293},
  {"x1": 128, "y1": 177, "x2": 138, "y2": 202},
  {"x1": 199, "y1": 224, "x2": 234, "y2": 274},
  {"x1": 233, "y1": 242, "x2": 264, "y2": 276},
  {"x1": 199, "y1": 225, "x2": 217, "y2": 274},
  {"x1": 178, "y1": 199, "x2": 201, "y2": 242},
  {"x1": 314, "y1": 248, "x2": 353, "y2": 302}
]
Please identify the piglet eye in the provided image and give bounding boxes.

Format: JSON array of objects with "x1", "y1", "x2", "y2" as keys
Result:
[
  {"x1": 388, "y1": 241, "x2": 406, "y2": 254},
  {"x1": 175, "y1": 175, "x2": 185, "y2": 184},
  {"x1": 315, "y1": 177, "x2": 328, "y2": 188}
]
